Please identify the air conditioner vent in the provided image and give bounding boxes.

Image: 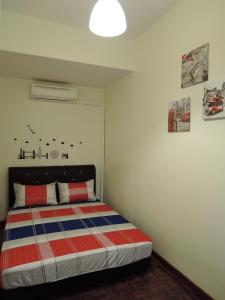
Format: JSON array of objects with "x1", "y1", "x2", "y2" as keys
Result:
[{"x1": 31, "y1": 83, "x2": 77, "y2": 103}]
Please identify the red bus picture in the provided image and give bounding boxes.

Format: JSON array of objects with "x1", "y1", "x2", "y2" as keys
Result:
[{"x1": 205, "y1": 94, "x2": 224, "y2": 116}]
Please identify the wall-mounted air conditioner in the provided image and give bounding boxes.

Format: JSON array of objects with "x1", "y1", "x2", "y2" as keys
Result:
[{"x1": 31, "y1": 82, "x2": 77, "y2": 103}]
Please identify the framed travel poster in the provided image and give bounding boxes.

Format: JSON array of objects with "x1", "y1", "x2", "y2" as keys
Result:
[{"x1": 181, "y1": 43, "x2": 209, "y2": 88}]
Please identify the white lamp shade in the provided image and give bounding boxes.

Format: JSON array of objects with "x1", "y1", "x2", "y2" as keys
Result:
[{"x1": 89, "y1": 0, "x2": 127, "y2": 37}]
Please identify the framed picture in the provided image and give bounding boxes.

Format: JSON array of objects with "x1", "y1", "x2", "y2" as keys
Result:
[
  {"x1": 181, "y1": 43, "x2": 209, "y2": 88},
  {"x1": 203, "y1": 80, "x2": 225, "y2": 120},
  {"x1": 168, "y1": 97, "x2": 191, "y2": 132}
]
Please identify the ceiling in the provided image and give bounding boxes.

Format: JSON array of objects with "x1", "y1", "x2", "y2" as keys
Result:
[
  {"x1": 1, "y1": 0, "x2": 179, "y2": 87},
  {"x1": 0, "y1": 50, "x2": 130, "y2": 88},
  {"x1": 2, "y1": 0, "x2": 178, "y2": 40}
]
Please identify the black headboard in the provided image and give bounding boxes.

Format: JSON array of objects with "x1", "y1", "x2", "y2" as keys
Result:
[{"x1": 8, "y1": 165, "x2": 96, "y2": 208}]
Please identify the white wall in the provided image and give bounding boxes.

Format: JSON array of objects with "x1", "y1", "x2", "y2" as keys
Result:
[
  {"x1": 104, "y1": 0, "x2": 225, "y2": 299},
  {"x1": 0, "y1": 77, "x2": 104, "y2": 220}
]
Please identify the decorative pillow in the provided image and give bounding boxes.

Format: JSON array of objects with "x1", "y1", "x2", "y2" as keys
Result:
[
  {"x1": 13, "y1": 183, "x2": 57, "y2": 208},
  {"x1": 58, "y1": 180, "x2": 96, "y2": 204}
]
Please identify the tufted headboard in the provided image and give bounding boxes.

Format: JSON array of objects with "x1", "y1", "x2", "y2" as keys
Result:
[{"x1": 8, "y1": 165, "x2": 96, "y2": 208}]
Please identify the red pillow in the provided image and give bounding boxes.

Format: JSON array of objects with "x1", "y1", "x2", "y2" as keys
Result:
[
  {"x1": 13, "y1": 183, "x2": 57, "y2": 208},
  {"x1": 58, "y1": 180, "x2": 96, "y2": 204}
]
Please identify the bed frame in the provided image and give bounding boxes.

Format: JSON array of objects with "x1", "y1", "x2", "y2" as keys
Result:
[
  {"x1": 8, "y1": 165, "x2": 96, "y2": 208},
  {"x1": 1, "y1": 165, "x2": 151, "y2": 300}
]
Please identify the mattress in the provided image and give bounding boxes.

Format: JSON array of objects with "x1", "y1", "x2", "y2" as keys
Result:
[{"x1": 0, "y1": 202, "x2": 152, "y2": 290}]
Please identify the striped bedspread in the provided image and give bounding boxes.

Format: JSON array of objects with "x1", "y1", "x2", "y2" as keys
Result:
[{"x1": 0, "y1": 202, "x2": 152, "y2": 290}]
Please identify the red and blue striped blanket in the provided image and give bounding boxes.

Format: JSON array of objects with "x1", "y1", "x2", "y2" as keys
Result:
[{"x1": 0, "y1": 202, "x2": 152, "y2": 289}]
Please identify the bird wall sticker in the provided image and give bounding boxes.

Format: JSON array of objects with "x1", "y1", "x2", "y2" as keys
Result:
[{"x1": 13, "y1": 124, "x2": 83, "y2": 160}]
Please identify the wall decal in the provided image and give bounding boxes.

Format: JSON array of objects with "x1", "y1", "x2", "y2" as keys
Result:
[
  {"x1": 168, "y1": 97, "x2": 191, "y2": 132},
  {"x1": 50, "y1": 150, "x2": 59, "y2": 159},
  {"x1": 203, "y1": 80, "x2": 225, "y2": 120},
  {"x1": 62, "y1": 153, "x2": 69, "y2": 159},
  {"x1": 18, "y1": 146, "x2": 48, "y2": 159},
  {"x1": 27, "y1": 125, "x2": 37, "y2": 135},
  {"x1": 15, "y1": 124, "x2": 81, "y2": 160},
  {"x1": 181, "y1": 43, "x2": 209, "y2": 88},
  {"x1": 37, "y1": 146, "x2": 48, "y2": 159}
]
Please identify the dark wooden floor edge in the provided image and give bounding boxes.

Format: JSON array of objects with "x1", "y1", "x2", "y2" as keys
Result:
[
  {"x1": 0, "y1": 221, "x2": 5, "y2": 229},
  {"x1": 152, "y1": 251, "x2": 214, "y2": 300}
]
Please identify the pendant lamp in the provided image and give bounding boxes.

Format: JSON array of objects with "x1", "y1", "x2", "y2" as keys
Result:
[{"x1": 89, "y1": 0, "x2": 127, "y2": 37}]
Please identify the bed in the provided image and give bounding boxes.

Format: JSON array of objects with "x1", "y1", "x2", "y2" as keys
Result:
[{"x1": 0, "y1": 165, "x2": 152, "y2": 299}]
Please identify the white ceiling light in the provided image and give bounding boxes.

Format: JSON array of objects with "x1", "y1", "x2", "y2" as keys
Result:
[{"x1": 89, "y1": 0, "x2": 127, "y2": 37}]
